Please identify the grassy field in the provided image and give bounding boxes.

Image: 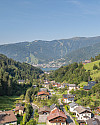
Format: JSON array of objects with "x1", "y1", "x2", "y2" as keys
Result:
[
  {"x1": 84, "y1": 60, "x2": 100, "y2": 80},
  {"x1": 0, "y1": 96, "x2": 20, "y2": 111},
  {"x1": 79, "y1": 81, "x2": 88, "y2": 87},
  {"x1": 84, "y1": 60, "x2": 100, "y2": 71}
]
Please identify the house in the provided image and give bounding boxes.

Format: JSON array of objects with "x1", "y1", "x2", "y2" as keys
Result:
[
  {"x1": 74, "y1": 106, "x2": 92, "y2": 124},
  {"x1": 83, "y1": 81, "x2": 96, "y2": 91},
  {"x1": 67, "y1": 84, "x2": 76, "y2": 91},
  {"x1": 94, "y1": 107, "x2": 100, "y2": 115},
  {"x1": 40, "y1": 88, "x2": 47, "y2": 92},
  {"x1": 82, "y1": 60, "x2": 91, "y2": 65},
  {"x1": 63, "y1": 94, "x2": 75, "y2": 103},
  {"x1": 69, "y1": 102, "x2": 78, "y2": 113},
  {"x1": 86, "y1": 116, "x2": 100, "y2": 125},
  {"x1": 18, "y1": 80, "x2": 25, "y2": 84},
  {"x1": 37, "y1": 91, "x2": 49, "y2": 100},
  {"x1": 14, "y1": 106, "x2": 24, "y2": 115},
  {"x1": 38, "y1": 106, "x2": 51, "y2": 115},
  {"x1": 0, "y1": 110, "x2": 17, "y2": 125},
  {"x1": 47, "y1": 107, "x2": 67, "y2": 125}
]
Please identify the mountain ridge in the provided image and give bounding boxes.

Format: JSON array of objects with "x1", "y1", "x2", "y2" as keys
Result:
[{"x1": 0, "y1": 36, "x2": 100, "y2": 65}]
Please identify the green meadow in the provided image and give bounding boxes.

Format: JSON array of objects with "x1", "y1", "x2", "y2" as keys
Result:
[{"x1": 0, "y1": 96, "x2": 20, "y2": 111}]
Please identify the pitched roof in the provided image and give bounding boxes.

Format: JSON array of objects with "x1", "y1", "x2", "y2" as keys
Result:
[
  {"x1": 87, "y1": 116, "x2": 100, "y2": 125},
  {"x1": 0, "y1": 110, "x2": 17, "y2": 124},
  {"x1": 15, "y1": 106, "x2": 24, "y2": 111},
  {"x1": 74, "y1": 106, "x2": 91, "y2": 114},
  {"x1": 63, "y1": 94, "x2": 74, "y2": 98},
  {"x1": 69, "y1": 102, "x2": 78, "y2": 108},
  {"x1": 67, "y1": 84, "x2": 76, "y2": 87},
  {"x1": 38, "y1": 91, "x2": 49, "y2": 96},
  {"x1": 47, "y1": 107, "x2": 67, "y2": 121},
  {"x1": 38, "y1": 106, "x2": 50, "y2": 113}
]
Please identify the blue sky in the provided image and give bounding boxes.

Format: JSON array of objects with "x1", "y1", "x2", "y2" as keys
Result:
[{"x1": 0, "y1": 0, "x2": 100, "y2": 44}]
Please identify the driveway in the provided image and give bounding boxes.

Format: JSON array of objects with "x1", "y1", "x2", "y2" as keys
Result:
[{"x1": 38, "y1": 115, "x2": 48, "y2": 123}]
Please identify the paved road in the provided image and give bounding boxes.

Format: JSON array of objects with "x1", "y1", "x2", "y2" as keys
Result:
[
  {"x1": 63, "y1": 108, "x2": 75, "y2": 125},
  {"x1": 58, "y1": 98, "x2": 75, "y2": 125}
]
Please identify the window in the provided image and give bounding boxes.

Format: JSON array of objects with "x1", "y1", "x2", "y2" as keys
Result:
[
  {"x1": 62, "y1": 123, "x2": 64, "y2": 125},
  {"x1": 63, "y1": 119, "x2": 65, "y2": 121}
]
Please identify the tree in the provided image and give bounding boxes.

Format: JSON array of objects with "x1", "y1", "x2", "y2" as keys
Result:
[
  {"x1": 26, "y1": 119, "x2": 36, "y2": 125},
  {"x1": 93, "y1": 64, "x2": 98, "y2": 70}
]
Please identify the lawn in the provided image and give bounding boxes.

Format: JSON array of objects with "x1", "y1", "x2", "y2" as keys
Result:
[
  {"x1": 84, "y1": 60, "x2": 100, "y2": 71},
  {"x1": 84, "y1": 60, "x2": 100, "y2": 80},
  {"x1": 0, "y1": 96, "x2": 20, "y2": 111},
  {"x1": 79, "y1": 81, "x2": 88, "y2": 87}
]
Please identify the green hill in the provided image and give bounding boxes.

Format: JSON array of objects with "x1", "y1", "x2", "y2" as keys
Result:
[
  {"x1": 84, "y1": 60, "x2": 100, "y2": 81},
  {"x1": 0, "y1": 54, "x2": 43, "y2": 96}
]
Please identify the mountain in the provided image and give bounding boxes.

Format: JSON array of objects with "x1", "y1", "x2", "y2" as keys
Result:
[
  {"x1": 0, "y1": 54, "x2": 43, "y2": 96},
  {"x1": 0, "y1": 36, "x2": 100, "y2": 65},
  {"x1": 65, "y1": 42, "x2": 100, "y2": 64}
]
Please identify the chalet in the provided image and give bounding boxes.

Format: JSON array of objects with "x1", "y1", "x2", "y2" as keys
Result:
[
  {"x1": 53, "y1": 83, "x2": 61, "y2": 88},
  {"x1": 14, "y1": 106, "x2": 24, "y2": 115},
  {"x1": 67, "y1": 84, "x2": 76, "y2": 91},
  {"x1": 47, "y1": 107, "x2": 67, "y2": 125},
  {"x1": 40, "y1": 88, "x2": 47, "y2": 92},
  {"x1": 38, "y1": 106, "x2": 50, "y2": 115},
  {"x1": 86, "y1": 116, "x2": 100, "y2": 125},
  {"x1": 82, "y1": 60, "x2": 91, "y2": 65},
  {"x1": 94, "y1": 107, "x2": 100, "y2": 115},
  {"x1": 83, "y1": 81, "x2": 96, "y2": 91},
  {"x1": 37, "y1": 91, "x2": 49, "y2": 100},
  {"x1": 63, "y1": 94, "x2": 74, "y2": 103},
  {"x1": 74, "y1": 106, "x2": 92, "y2": 124},
  {"x1": 69, "y1": 102, "x2": 78, "y2": 113},
  {"x1": 0, "y1": 110, "x2": 17, "y2": 125},
  {"x1": 18, "y1": 80, "x2": 25, "y2": 84}
]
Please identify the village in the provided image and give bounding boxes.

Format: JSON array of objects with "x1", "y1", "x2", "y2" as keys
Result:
[{"x1": 0, "y1": 78, "x2": 100, "y2": 125}]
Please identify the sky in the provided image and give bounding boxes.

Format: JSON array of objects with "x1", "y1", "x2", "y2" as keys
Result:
[{"x1": 0, "y1": 0, "x2": 100, "y2": 45}]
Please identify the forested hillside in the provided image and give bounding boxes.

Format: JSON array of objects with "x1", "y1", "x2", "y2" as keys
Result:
[
  {"x1": 0, "y1": 36, "x2": 100, "y2": 64},
  {"x1": 65, "y1": 42, "x2": 100, "y2": 64},
  {"x1": 48, "y1": 62, "x2": 90, "y2": 84},
  {"x1": 0, "y1": 54, "x2": 43, "y2": 96}
]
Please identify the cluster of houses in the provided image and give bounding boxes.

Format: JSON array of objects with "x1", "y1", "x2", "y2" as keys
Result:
[
  {"x1": 83, "y1": 81, "x2": 97, "y2": 91},
  {"x1": 68, "y1": 102, "x2": 100, "y2": 125},
  {"x1": 0, "y1": 104, "x2": 25, "y2": 125},
  {"x1": 38, "y1": 104, "x2": 68, "y2": 125}
]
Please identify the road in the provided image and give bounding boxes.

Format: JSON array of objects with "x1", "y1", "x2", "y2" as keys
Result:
[{"x1": 58, "y1": 98, "x2": 75, "y2": 125}]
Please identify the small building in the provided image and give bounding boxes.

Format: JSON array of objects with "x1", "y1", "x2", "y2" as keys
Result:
[
  {"x1": 86, "y1": 116, "x2": 100, "y2": 125},
  {"x1": 14, "y1": 106, "x2": 24, "y2": 115},
  {"x1": 82, "y1": 60, "x2": 91, "y2": 65},
  {"x1": 47, "y1": 107, "x2": 67, "y2": 125},
  {"x1": 37, "y1": 91, "x2": 49, "y2": 100},
  {"x1": 63, "y1": 94, "x2": 75, "y2": 103},
  {"x1": 0, "y1": 110, "x2": 17, "y2": 125},
  {"x1": 38, "y1": 106, "x2": 51, "y2": 115},
  {"x1": 69, "y1": 102, "x2": 78, "y2": 113},
  {"x1": 74, "y1": 106, "x2": 92, "y2": 121},
  {"x1": 18, "y1": 80, "x2": 25, "y2": 84},
  {"x1": 40, "y1": 88, "x2": 47, "y2": 92}
]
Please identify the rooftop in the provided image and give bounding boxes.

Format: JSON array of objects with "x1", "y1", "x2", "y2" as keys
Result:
[
  {"x1": 0, "y1": 110, "x2": 17, "y2": 124},
  {"x1": 47, "y1": 107, "x2": 67, "y2": 121}
]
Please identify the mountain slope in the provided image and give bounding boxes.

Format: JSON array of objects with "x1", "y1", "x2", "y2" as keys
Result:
[
  {"x1": 65, "y1": 42, "x2": 100, "y2": 64},
  {"x1": 0, "y1": 36, "x2": 100, "y2": 64},
  {"x1": 0, "y1": 54, "x2": 43, "y2": 96}
]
